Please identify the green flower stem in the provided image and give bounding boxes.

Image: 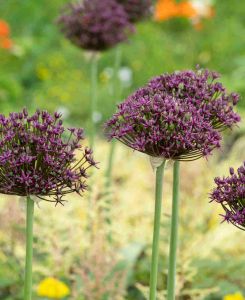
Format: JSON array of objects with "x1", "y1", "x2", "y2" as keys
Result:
[
  {"x1": 24, "y1": 196, "x2": 34, "y2": 300},
  {"x1": 105, "y1": 45, "x2": 122, "y2": 188},
  {"x1": 167, "y1": 161, "x2": 180, "y2": 300},
  {"x1": 89, "y1": 53, "x2": 98, "y2": 149},
  {"x1": 104, "y1": 46, "x2": 122, "y2": 241},
  {"x1": 149, "y1": 160, "x2": 166, "y2": 300}
]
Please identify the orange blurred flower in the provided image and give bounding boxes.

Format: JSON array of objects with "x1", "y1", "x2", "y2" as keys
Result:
[
  {"x1": 0, "y1": 20, "x2": 10, "y2": 37},
  {"x1": 154, "y1": 0, "x2": 215, "y2": 28},
  {"x1": 178, "y1": 1, "x2": 198, "y2": 18},
  {"x1": 0, "y1": 38, "x2": 13, "y2": 49},
  {"x1": 0, "y1": 19, "x2": 13, "y2": 50},
  {"x1": 155, "y1": 0, "x2": 179, "y2": 21}
]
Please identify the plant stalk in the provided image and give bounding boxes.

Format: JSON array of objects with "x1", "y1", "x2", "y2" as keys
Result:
[
  {"x1": 24, "y1": 196, "x2": 34, "y2": 300},
  {"x1": 149, "y1": 160, "x2": 166, "y2": 300},
  {"x1": 89, "y1": 53, "x2": 98, "y2": 149},
  {"x1": 104, "y1": 46, "x2": 122, "y2": 242},
  {"x1": 167, "y1": 161, "x2": 180, "y2": 300},
  {"x1": 105, "y1": 45, "x2": 122, "y2": 188}
]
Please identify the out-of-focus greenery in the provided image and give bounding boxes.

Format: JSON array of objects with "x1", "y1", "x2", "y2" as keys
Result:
[
  {"x1": 0, "y1": 0, "x2": 245, "y2": 299},
  {"x1": 0, "y1": 0, "x2": 244, "y2": 133}
]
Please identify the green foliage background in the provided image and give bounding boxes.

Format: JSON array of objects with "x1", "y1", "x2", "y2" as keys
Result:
[
  {"x1": 0, "y1": 0, "x2": 244, "y2": 132},
  {"x1": 0, "y1": 0, "x2": 245, "y2": 300}
]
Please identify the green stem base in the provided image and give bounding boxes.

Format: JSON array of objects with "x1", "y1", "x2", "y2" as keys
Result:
[
  {"x1": 89, "y1": 54, "x2": 98, "y2": 149},
  {"x1": 24, "y1": 196, "x2": 34, "y2": 300},
  {"x1": 104, "y1": 46, "x2": 122, "y2": 242},
  {"x1": 167, "y1": 161, "x2": 180, "y2": 300},
  {"x1": 149, "y1": 160, "x2": 166, "y2": 300}
]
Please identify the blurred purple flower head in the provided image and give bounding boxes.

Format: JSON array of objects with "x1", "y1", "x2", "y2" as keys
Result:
[
  {"x1": 210, "y1": 162, "x2": 245, "y2": 230},
  {"x1": 0, "y1": 109, "x2": 97, "y2": 205},
  {"x1": 116, "y1": 0, "x2": 152, "y2": 23},
  {"x1": 105, "y1": 69, "x2": 240, "y2": 161},
  {"x1": 57, "y1": 0, "x2": 134, "y2": 52}
]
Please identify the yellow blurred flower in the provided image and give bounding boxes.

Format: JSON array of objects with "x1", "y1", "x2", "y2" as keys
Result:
[
  {"x1": 37, "y1": 277, "x2": 70, "y2": 299},
  {"x1": 223, "y1": 292, "x2": 244, "y2": 300},
  {"x1": 36, "y1": 66, "x2": 51, "y2": 81}
]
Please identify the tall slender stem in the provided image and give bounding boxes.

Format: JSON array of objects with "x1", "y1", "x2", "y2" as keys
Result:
[
  {"x1": 105, "y1": 46, "x2": 122, "y2": 187},
  {"x1": 104, "y1": 46, "x2": 122, "y2": 242},
  {"x1": 167, "y1": 161, "x2": 180, "y2": 300},
  {"x1": 24, "y1": 196, "x2": 34, "y2": 300},
  {"x1": 89, "y1": 53, "x2": 98, "y2": 149},
  {"x1": 149, "y1": 160, "x2": 166, "y2": 300}
]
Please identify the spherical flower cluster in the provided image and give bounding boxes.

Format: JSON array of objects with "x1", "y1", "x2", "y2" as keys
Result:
[
  {"x1": 148, "y1": 69, "x2": 240, "y2": 131},
  {"x1": 116, "y1": 0, "x2": 152, "y2": 23},
  {"x1": 57, "y1": 0, "x2": 134, "y2": 52},
  {"x1": 210, "y1": 162, "x2": 245, "y2": 230},
  {"x1": 0, "y1": 109, "x2": 97, "y2": 205},
  {"x1": 105, "y1": 86, "x2": 220, "y2": 160},
  {"x1": 105, "y1": 69, "x2": 240, "y2": 161}
]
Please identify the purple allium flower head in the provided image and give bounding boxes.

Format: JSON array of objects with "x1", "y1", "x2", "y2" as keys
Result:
[
  {"x1": 210, "y1": 162, "x2": 245, "y2": 230},
  {"x1": 0, "y1": 109, "x2": 97, "y2": 205},
  {"x1": 105, "y1": 85, "x2": 222, "y2": 161},
  {"x1": 57, "y1": 0, "x2": 134, "y2": 52},
  {"x1": 148, "y1": 68, "x2": 241, "y2": 131},
  {"x1": 105, "y1": 68, "x2": 240, "y2": 161},
  {"x1": 116, "y1": 0, "x2": 152, "y2": 23}
]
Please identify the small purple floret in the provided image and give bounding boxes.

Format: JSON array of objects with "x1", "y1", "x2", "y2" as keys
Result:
[
  {"x1": 57, "y1": 0, "x2": 134, "y2": 51},
  {"x1": 0, "y1": 109, "x2": 97, "y2": 205},
  {"x1": 210, "y1": 162, "x2": 245, "y2": 230}
]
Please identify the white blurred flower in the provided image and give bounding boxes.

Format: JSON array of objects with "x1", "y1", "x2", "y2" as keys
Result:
[
  {"x1": 118, "y1": 67, "x2": 133, "y2": 87},
  {"x1": 92, "y1": 111, "x2": 102, "y2": 123},
  {"x1": 191, "y1": 0, "x2": 214, "y2": 18}
]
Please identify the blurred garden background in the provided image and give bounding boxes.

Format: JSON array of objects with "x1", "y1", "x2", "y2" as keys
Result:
[{"x1": 0, "y1": 0, "x2": 244, "y2": 299}]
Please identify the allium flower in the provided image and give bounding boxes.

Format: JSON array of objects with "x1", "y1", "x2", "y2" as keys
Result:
[
  {"x1": 57, "y1": 0, "x2": 134, "y2": 52},
  {"x1": 0, "y1": 109, "x2": 96, "y2": 205},
  {"x1": 105, "y1": 72, "x2": 239, "y2": 161},
  {"x1": 116, "y1": 0, "x2": 152, "y2": 23},
  {"x1": 148, "y1": 69, "x2": 240, "y2": 131},
  {"x1": 210, "y1": 162, "x2": 245, "y2": 230}
]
